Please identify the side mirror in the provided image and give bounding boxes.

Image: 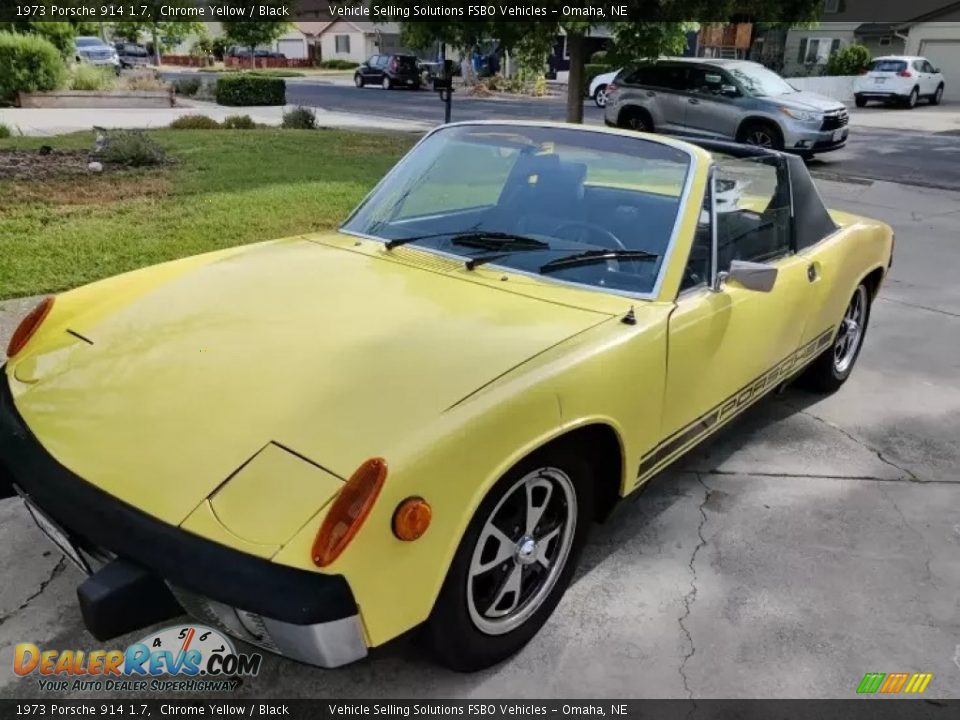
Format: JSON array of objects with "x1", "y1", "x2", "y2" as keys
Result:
[
  {"x1": 720, "y1": 84, "x2": 739, "y2": 97},
  {"x1": 933, "y1": 67, "x2": 941, "y2": 73},
  {"x1": 715, "y1": 260, "x2": 778, "y2": 293}
]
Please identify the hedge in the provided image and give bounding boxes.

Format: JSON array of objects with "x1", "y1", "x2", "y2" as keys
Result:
[
  {"x1": 0, "y1": 31, "x2": 66, "y2": 101},
  {"x1": 215, "y1": 75, "x2": 285, "y2": 106},
  {"x1": 318, "y1": 59, "x2": 359, "y2": 70}
]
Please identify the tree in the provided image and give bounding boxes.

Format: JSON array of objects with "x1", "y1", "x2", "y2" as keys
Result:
[
  {"x1": 221, "y1": 14, "x2": 291, "y2": 68},
  {"x1": 103, "y1": 4, "x2": 204, "y2": 65},
  {"x1": 393, "y1": 0, "x2": 824, "y2": 123}
]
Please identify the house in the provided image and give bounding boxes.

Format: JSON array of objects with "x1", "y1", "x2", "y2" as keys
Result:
[
  {"x1": 898, "y1": 2, "x2": 960, "y2": 100},
  {"x1": 318, "y1": 21, "x2": 403, "y2": 64},
  {"x1": 783, "y1": 0, "x2": 960, "y2": 77}
]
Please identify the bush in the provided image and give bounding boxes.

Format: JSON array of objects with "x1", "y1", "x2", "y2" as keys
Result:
[
  {"x1": 222, "y1": 114, "x2": 256, "y2": 129},
  {"x1": 173, "y1": 76, "x2": 201, "y2": 96},
  {"x1": 120, "y1": 73, "x2": 170, "y2": 92},
  {"x1": 68, "y1": 63, "x2": 116, "y2": 91},
  {"x1": 96, "y1": 130, "x2": 166, "y2": 166},
  {"x1": 825, "y1": 44, "x2": 871, "y2": 76},
  {"x1": 0, "y1": 123, "x2": 10, "y2": 139},
  {"x1": 169, "y1": 114, "x2": 221, "y2": 129},
  {"x1": 0, "y1": 31, "x2": 67, "y2": 101},
  {"x1": 318, "y1": 59, "x2": 359, "y2": 70},
  {"x1": 281, "y1": 106, "x2": 316, "y2": 129},
  {"x1": 590, "y1": 50, "x2": 608, "y2": 64},
  {"x1": 215, "y1": 75, "x2": 285, "y2": 106},
  {"x1": 583, "y1": 63, "x2": 614, "y2": 94}
]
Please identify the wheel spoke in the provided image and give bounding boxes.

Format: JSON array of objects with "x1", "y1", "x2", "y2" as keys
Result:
[
  {"x1": 524, "y1": 476, "x2": 554, "y2": 535},
  {"x1": 471, "y1": 524, "x2": 516, "y2": 576},
  {"x1": 486, "y1": 563, "x2": 522, "y2": 617},
  {"x1": 536, "y1": 526, "x2": 562, "y2": 569}
]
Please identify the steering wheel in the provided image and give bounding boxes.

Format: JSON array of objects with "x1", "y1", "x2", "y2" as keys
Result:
[{"x1": 552, "y1": 221, "x2": 626, "y2": 250}]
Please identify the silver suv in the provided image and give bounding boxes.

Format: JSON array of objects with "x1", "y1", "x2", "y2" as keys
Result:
[{"x1": 604, "y1": 58, "x2": 849, "y2": 156}]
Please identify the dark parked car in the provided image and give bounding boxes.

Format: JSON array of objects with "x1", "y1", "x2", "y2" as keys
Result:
[
  {"x1": 354, "y1": 54, "x2": 421, "y2": 90},
  {"x1": 114, "y1": 42, "x2": 150, "y2": 68},
  {"x1": 227, "y1": 46, "x2": 286, "y2": 60}
]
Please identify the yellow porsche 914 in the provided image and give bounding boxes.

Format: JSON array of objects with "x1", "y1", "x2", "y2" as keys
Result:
[{"x1": 0, "y1": 122, "x2": 893, "y2": 672}]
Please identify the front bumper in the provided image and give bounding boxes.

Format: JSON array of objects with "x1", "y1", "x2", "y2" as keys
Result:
[
  {"x1": 0, "y1": 370, "x2": 368, "y2": 668},
  {"x1": 781, "y1": 121, "x2": 848, "y2": 154}
]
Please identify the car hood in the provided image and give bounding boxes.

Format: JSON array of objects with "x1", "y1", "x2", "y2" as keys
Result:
[
  {"x1": 9, "y1": 237, "x2": 613, "y2": 526},
  {"x1": 777, "y1": 90, "x2": 846, "y2": 112}
]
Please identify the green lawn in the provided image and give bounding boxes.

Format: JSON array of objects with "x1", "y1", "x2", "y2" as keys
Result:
[{"x1": 0, "y1": 129, "x2": 415, "y2": 300}]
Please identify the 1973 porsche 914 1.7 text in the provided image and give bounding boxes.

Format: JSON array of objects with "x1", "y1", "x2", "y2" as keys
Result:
[{"x1": 0, "y1": 122, "x2": 893, "y2": 671}]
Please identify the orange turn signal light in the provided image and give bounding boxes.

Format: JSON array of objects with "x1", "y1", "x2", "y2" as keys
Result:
[
  {"x1": 392, "y1": 497, "x2": 432, "y2": 541},
  {"x1": 312, "y1": 458, "x2": 387, "y2": 567},
  {"x1": 7, "y1": 296, "x2": 54, "y2": 358}
]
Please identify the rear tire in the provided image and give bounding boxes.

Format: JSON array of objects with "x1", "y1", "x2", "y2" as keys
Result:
[
  {"x1": 382, "y1": 76, "x2": 392, "y2": 90},
  {"x1": 617, "y1": 106, "x2": 653, "y2": 133},
  {"x1": 423, "y1": 446, "x2": 593, "y2": 672},
  {"x1": 930, "y1": 84, "x2": 944, "y2": 105},
  {"x1": 738, "y1": 120, "x2": 784, "y2": 150},
  {"x1": 854, "y1": 94, "x2": 867, "y2": 108},
  {"x1": 797, "y1": 283, "x2": 871, "y2": 394},
  {"x1": 904, "y1": 86, "x2": 919, "y2": 108}
]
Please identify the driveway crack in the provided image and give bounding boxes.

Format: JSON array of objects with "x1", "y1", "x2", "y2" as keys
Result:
[
  {"x1": 0, "y1": 557, "x2": 66, "y2": 628},
  {"x1": 678, "y1": 473, "x2": 710, "y2": 702}
]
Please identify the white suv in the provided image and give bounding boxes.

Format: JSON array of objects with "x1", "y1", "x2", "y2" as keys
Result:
[{"x1": 854, "y1": 56, "x2": 945, "y2": 108}]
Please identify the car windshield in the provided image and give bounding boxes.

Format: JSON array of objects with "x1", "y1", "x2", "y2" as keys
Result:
[
  {"x1": 341, "y1": 124, "x2": 693, "y2": 296},
  {"x1": 726, "y1": 63, "x2": 797, "y2": 97},
  {"x1": 868, "y1": 59, "x2": 908, "y2": 72}
]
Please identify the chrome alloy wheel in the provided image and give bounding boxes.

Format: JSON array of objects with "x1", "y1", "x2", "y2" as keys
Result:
[
  {"x1": 834, "y1": 285, "x2": 867, "y2": 374},
  {"x1": 466, "y1": 468, "x2": 577, "y2": 635},
  {"x1": 594, "y1": 86, "x2": 608, "y2": 108},
  {"x1": 745, "y1": 128, "x2": 775, "y2": 148}
]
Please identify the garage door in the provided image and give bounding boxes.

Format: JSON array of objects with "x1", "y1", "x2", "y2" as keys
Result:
[
  {"x1": 277, "y1": 39, "x2": 306, "y2": 60},
  {"x1": 919, "y1": 39, "x2": 960, "y2": 102}
]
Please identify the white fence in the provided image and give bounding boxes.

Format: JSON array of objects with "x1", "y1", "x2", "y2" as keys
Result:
[{"x1": 784, "y1": 76, "x2": 857, "y2": 102}]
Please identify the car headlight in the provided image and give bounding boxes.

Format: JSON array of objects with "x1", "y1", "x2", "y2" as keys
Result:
[{"x1": 780, "y1": 107, "x2": 821, "y2": 123}]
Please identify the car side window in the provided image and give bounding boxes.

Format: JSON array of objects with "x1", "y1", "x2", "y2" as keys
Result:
[
  {"x1": 913, "y1": 60, "x2": 925, "y2": 72},
  {"x1": 714, "y1": 157, "x2": 792, "y2": 271},
  {"x1": 689, "y1": 68, "x2": 727, "y2": 96},
  {"x1": 680, "y1": 181, "x2": 713, "y2": 292},
  {"x1": 648, "y1": 65, "x2": 690, "y2": 92},
  {"x1": 923, "y1": 61, "x2": 936, "y2": 73}
]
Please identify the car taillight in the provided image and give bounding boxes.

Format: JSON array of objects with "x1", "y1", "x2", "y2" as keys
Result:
[
  {"x1": 7, "y1": 296, "x2": 54, "y2": 358},
  {"x1": 898, "y1": 70, "x2": 912, "y2": 77},
  {"x1": 858, "y1": 69, "x2": 868, "y2": 75},
  {"x1": 607, "y1": 82, "x2": 618, "y2": 94},
  {"x1": 312, "y1": 458, "x2": 387, "y2": 567}
]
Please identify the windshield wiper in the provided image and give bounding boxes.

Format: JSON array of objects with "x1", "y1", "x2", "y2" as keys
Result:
[
  {"x1": 539, "y1": 249, "x2": 659, "y2": 274},
  {"x1": 384, "y1": 230, "x2": 549, "y2": 252}
]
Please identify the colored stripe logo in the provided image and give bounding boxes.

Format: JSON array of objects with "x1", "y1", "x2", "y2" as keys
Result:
[{"x1": 857, "y1": 672, "x2": 932, "y2": 694}]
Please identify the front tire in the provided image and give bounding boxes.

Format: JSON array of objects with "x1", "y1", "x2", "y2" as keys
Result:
[
  {"x1": 593, "y1": 84, "x2": 608, "y2": 108},
  {"x1": 423, "y1": 446, "x2": 593, "y2": 672},
  {"x1": 797, "y1": 283, "x2": 871, "y2": 393},
  {"x1": 738, "y1": 120, "x2": 784, "y2": 150}
]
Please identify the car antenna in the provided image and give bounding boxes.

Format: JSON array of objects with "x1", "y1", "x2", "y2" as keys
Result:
[{"x1": 622, "y1": 306, "x2": 637, "y2": 325}]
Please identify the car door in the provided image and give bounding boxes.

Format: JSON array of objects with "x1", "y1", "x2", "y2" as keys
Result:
[
  {"x1": 682, "y1": 66, "x2": 743, "y2": 140},
  {"x1": 912, "y1": 60, "x2": 931, "y2": 95},
  {"x1": 362, "y1": 56, "x2": 381, "y2": 82},
  {"x1": 642, "y1": 64, "x2": 693, "y2": 132},
  {"x1": 653, "y1": 156, "x2": 818, "y2": 470},
  {"x1": 921, "y1": 59, "x2": 941, "y2": 93}
]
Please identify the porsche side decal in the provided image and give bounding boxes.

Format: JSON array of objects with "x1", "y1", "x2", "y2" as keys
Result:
[{"x1": 636, "y1": 327, "x2": 835, "y2": 481}]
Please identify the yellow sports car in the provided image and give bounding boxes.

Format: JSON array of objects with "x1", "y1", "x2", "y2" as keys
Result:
[{"x1": 0, "y1": 122, "x2": 893, "y2": 672}]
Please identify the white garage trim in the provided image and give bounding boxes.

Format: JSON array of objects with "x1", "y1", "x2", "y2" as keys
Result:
[{"x1": 918, "y1": 39, "x2": 960, "y2": 102}]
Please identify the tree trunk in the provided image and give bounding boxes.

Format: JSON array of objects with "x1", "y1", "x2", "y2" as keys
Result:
[
  {"x1": 151, "y1": 27, "x2": 160, "y2": 66},
  {"x1": 565, "y1": 32, "x2": 585, "y2": 124}
]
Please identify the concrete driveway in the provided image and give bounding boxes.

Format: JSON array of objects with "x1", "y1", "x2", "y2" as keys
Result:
[{"x1": 0, "y1": 177, "x2": 958, "y2": 700}]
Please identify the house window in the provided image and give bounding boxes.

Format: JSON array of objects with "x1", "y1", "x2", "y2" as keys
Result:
[
  {"x1": 879, "y1": 36, "x2": 892, "y2": 46},
  {"x1": 335, "y1": 35, "x2": 350, "y2": 54},
  {"x1": 823, "y1": 0, "x2": 840, "y2": 12},
  {"x1": 798, "y1": 37, "x2": 841, "y2": 65}
]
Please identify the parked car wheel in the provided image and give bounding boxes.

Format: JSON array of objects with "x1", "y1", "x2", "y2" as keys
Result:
[
  {"x1": 593, "y1": 85, "x2": 609, "y2": 108},
  {"x1": 930, "y1": 84, "x2": 944, "y2": 105},
  {"x1": 423, "y1": 445, "x2": 593, "y2": 672},
  {"x1": 854, "y1": 94, "x2": 867, "y2": 108},
  {"x1": 618, "y1": 107, "x2": 653, "y2": 133},
  {"x1": 738, "y1": 121, "x2": 784, "y2": 150},
  {"x1": 382, "y1": 76, "x2": 393, "y2": 90},
  {"x1": 904, "y1": 86, "x2": 919, "y2": 108},
  {"x1": 354, "y1": 73, "x2": 364, "y2": 88},
  {"x1": 797, "y1": 282, "x2": 871, "y2": 393}
]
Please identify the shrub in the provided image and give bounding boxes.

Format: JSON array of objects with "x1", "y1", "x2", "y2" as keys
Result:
[
  {"x1": 222, "y1": 114, "x2": 256, "y2": 129},
  {"x1": 172, "y1": 76, "x2": 201, "y2": 96},
  {"x1": 69, "y1": 63, "x2": 115, "y2": 91},
  {"x1": 583, "y1": 63, "x2": 614, "y2": 94},
  {"x1": 281, "y1": 106, "x2": 316, "y2": 129},
  {"x1": 318, "y1": 59, "x2": 359, "y2": 70},
  {"x1": 0, "y1": 123, "x2": 10, "y2": 139},
  {"x1": 96, "y1": 130, "x2": 165, "y2": 166},
  {"x1": 825, "y1": 44, "x2": 871, "y2": 76},
  {"x1": 169, "y1": 114, "x2": 221, "y2": 129},
  {"x1": 120, "y1": 73, "x2": 170, "y2": 92},
  {"x1": 215, "y1": 74, "x2": 285, "y2": 106},
  {"x1": 0, "y1": 31, "x2": 67, "y2": 101},
  {"x1": 590, "y1": 50, "x2": 608, "y2": 64}
]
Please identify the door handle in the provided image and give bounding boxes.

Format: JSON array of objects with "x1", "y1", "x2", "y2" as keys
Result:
[
  {"x1": 688, "y1": 97, "x2": 700, "y2": 104},
  {"x1": 807, "y1": 263, "x2": 818, "y2": 282}
]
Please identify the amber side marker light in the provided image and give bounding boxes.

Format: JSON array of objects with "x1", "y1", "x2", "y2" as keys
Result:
[
  {"x1": 393, "y1": 497, "x2": 432, "y2": 541},
  {"x1": 7, "y1": 296, "x2": 54, "y2": 358},
  {"x1": 312, "y1": 458, "x2": 387, "y2": 567}
]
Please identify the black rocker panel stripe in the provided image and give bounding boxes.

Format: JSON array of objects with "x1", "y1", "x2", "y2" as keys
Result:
[{"x1": 636, "y1": 327, "x2": 835, "y2": 481}]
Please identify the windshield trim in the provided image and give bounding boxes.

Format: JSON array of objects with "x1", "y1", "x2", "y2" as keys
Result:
[{"x1": 339, "y1": 121, "x2": 700, "y2": 302}]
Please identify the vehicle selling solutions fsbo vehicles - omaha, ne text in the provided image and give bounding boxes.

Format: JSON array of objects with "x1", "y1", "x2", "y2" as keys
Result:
[{"x1": 1, "y1": 122, "x2": 892, "y2": 672}]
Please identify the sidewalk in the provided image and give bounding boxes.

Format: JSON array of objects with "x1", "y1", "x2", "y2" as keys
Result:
[{"x1": 0, "y1": 101, "x2": 431, "y2": 137}]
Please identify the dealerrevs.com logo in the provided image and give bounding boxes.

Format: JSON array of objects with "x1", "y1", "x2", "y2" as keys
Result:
[{"x1": 14, "y1": 625, "x2": 262, "y2": 693}]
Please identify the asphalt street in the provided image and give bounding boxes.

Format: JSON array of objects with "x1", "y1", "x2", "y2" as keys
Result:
[{"x1": 282, "y1": 82, "x2": 960, "y2": 191}]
